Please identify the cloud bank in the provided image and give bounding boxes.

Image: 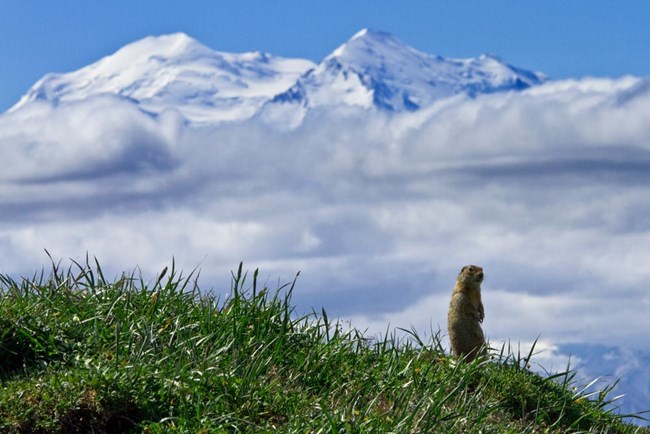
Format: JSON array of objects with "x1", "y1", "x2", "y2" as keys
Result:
[{"x1": 2, "y1": 76, "x2": 650, "y2": 363}]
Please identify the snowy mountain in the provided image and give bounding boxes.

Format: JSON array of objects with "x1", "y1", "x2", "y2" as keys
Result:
[
  {"x1": 10, "y1": 33, "x2": 316, "y2": 122},
  {"x1": 259, "y1": 29, "x2": 545, "y2": 126},
  {"x1": 9, "y1": 29, "x2": 545, "y2": 126}
]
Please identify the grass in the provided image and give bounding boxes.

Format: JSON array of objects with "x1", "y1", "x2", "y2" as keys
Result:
[{"x1": 0, "y1": 258, "x2": 648, "y2": 433}]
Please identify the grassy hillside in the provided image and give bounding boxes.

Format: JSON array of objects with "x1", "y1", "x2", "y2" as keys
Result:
[{"x1": 0, "y1": 259, "x2": 647, "y2": 433}]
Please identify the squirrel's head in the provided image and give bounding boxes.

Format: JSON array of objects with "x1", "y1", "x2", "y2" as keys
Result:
[{"x1": 458, "y1": 265, "x2": 484, "y2": 285}]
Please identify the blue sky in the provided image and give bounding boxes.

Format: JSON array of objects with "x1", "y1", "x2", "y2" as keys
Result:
[{"x1": 1, "y1": 0, "x2": 650, "y2": 112}]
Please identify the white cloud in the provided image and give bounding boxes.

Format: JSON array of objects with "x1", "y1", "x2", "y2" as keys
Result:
[
  {"x1": 1, "y1": 76, "x2": 650, "y2": 364},
  {"x1": 0, "y1": 96, "x2": 179, "y2": 184}
]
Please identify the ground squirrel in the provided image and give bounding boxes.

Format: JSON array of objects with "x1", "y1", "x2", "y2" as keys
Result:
[{"x1": 447, "y1": 265, "x2": 487, "y2": 361}]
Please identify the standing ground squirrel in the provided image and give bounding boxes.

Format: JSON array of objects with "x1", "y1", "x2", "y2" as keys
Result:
[{"x1": 447, "y1": 265, "x2": 487, "y2": 361}]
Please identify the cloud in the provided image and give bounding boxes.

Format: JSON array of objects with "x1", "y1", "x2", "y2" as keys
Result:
[
  {"x1": 0, "y1": 96, "x2": 180, "y2": 183},
  {"x1": 1, "y1": 76, "x2": 650, "y2": 362}
]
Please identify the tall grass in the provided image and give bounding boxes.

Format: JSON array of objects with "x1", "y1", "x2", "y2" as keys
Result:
[{"x1": 0, "y1": 258, "x2": 647, "y2": 433}]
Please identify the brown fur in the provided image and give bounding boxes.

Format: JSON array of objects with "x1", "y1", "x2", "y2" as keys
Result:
[{"x1": 447, "y1": 265, "x2": 487, "y2": 361}]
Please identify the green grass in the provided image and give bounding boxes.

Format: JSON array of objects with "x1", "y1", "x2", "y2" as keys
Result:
[{"x1": 0, "y1": 258, "x2": 648, "y2": 433}]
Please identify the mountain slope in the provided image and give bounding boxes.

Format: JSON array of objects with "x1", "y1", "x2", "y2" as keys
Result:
[
  {"x1": 0, "y1": 262, "x2": 645, "y2": 433},
  {"x1": 10, "y1": 33, "x2": 316, "y2": 123}
]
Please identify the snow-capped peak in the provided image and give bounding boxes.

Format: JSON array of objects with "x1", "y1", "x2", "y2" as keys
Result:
[
  {"x1": 98, "y1": 32, "x2": 214, "y2": 67},
  {"x1": 329, "y1": 29, "x2": 544, "y2": 92},
  {"x1": 10, "y1": 33, "x2": 316, "y2": 122},
  {"x1": 263, "y1": 28, "x2": 546, "y2": 122},
  {"x1": 350, "y1": 28, "x2": 374, "y2": 40},
  {"x1": 329, "y1": 28, "x2": 400, "y2": 59}
]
